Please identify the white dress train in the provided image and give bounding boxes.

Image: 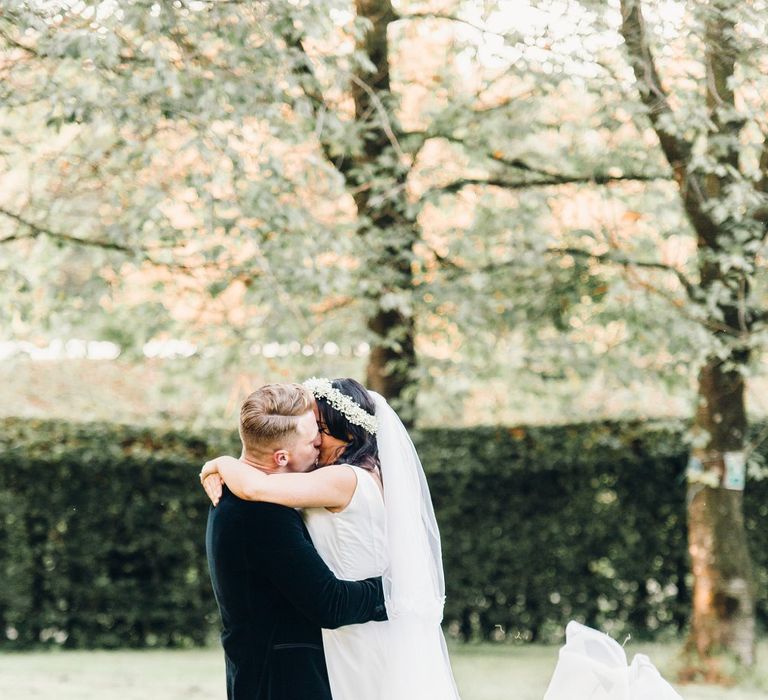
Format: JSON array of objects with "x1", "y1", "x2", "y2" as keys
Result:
[{"x1": 543, "y1": 621, "x2": 682, "y2": 700}]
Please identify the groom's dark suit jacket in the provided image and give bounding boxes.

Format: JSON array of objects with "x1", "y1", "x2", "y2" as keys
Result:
[{"x1": 206, "y1": 486, "x2": 387, "y2": 700}]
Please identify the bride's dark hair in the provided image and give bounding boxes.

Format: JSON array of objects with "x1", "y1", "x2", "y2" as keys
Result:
[{"x1": 316, "y1": 378, "x2": 380, "y2": 472}]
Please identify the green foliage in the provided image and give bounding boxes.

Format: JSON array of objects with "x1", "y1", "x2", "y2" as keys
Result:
[
  {"x1": 1, "y1": 416, "x2": 767, "y2": 648},
  {"x1": 432, "y1": 422, "x2": 689, "y2": 642},
  {"x1": 0, "y1": 0, "x2": 358, "y2": 350},
  {"x1": 5, "y1": 0, "x2": 766, "y2": 428},
  {"x1": 0, "y1": 419, "x2": 234, "y2": 648}
]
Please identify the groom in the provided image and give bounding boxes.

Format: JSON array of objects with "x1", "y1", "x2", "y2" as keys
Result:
[{"x1": 206, "y1": 383, "x2": 387, "y2": 700}]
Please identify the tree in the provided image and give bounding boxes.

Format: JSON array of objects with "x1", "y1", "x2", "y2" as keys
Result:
[
  {"x1": 1, "y1": 0, "x2": 659, "y2": 424},
  {"x1": 324, "y1": 2, "x2": 673, "y2": 420},
  {"x1": 0, "y1": 1, "x2": 366, "y2": 373},
  {"x1": 388, "y1": 0, "x2": 768, "y2": 673},
  {"x1": 452, "y1": 0, "x2": 767, "y2": 673},
  {"x1": 615, "y1": 0, "x2": 767, "y2": 673},
  {"x1": 281, "y1": 0, "x2": 419, "y2": 419}
]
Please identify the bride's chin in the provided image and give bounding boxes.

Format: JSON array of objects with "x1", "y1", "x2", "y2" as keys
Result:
[{"x1": 317, "y1": 444, "x2": 346, "y2": 467}]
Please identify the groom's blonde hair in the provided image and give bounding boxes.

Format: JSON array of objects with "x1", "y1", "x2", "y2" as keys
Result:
[{"x1": 239, "y1": 383, "x2": 313, "y2": 453}]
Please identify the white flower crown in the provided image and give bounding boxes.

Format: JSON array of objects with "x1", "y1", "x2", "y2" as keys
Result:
[{"x1": 303, "y1": 377, "x2": 378, "y2": 435}]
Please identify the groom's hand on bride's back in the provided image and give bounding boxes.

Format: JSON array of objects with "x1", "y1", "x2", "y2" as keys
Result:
[
  {"x1": 203, "y1": 474, "x2": 224, "y2": 505},
  {"x1": 199, "y1": 461, "x2": 224, "y2": 506}
]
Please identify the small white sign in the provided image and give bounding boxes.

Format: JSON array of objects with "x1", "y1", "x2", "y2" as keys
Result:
[
  {"x1": 724, "y1": 452, "x2": 746, "y2": 491},
  {"x1": 686, "y1": 455, "x2": 703, "y2": 478}
]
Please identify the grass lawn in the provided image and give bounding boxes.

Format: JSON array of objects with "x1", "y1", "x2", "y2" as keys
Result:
[{"x1": 1, "y1": 641, "x2": 767, "y2": 699}]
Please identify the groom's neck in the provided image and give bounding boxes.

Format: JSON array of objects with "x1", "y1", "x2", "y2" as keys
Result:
[{"x1": 239, "y1": 450, "x2": 285, "y2": 474}]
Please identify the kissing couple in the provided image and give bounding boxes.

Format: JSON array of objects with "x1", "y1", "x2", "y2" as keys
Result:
[
  {"x1": 201, "y1": 378, "x2": 683, "y2": 700},
  {"x1": 201, "y1": 378, "x2": 459, "y2": 700}
]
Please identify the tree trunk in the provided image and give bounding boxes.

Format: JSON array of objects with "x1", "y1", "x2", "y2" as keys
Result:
[
  {"x1": 351, "y1": 0, "x2": 418, "y2": 421},
  {"x1": 619, "y1": 0, "x2": 758, "y2": 673},
  {"x1": 366, "y1": 298, "x2": 416, "y2": 421},
  {"x1": 291, "y1": 0, "x2": 419, "y2": 419},
  {"x1": 685, "y1": 1, "x2": 756, "y2": 671},
  {"x1": 687, "y1": 358, "x2": 755, "y2": 673}
]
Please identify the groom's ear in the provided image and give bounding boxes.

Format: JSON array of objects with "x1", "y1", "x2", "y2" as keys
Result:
[{"x1": 273, "y1": 449, "x2": 289, "y2": 468}]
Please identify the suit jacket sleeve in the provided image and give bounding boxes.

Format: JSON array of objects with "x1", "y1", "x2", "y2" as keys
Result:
[{"x1": 255, "y1": 503, "x2": 388, "y2": 629}]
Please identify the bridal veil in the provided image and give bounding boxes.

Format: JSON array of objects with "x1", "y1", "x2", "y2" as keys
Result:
[{"x1": 371, "y1": 391, "x2": 461, "y2": 699}]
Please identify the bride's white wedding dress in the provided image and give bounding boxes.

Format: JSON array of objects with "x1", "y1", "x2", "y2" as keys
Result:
[
  {"x1": 304, "y1": 464, "x2": 459, "y2": 700},
  {"x1": 544, "y1": 621, "x2": 682, "y2": 700},
  {"x1": 304, "y1": 466, "x2": 389, "y2": 700}
]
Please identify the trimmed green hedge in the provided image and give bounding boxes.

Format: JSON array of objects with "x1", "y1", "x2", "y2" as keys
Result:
[{"x1": 0, "y1": 417, "x2": 766, "y2": 648}]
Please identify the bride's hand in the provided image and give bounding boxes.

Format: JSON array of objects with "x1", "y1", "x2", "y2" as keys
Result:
[{"x1": 200, "y1": 459, "x2": 225, "y2": 506}]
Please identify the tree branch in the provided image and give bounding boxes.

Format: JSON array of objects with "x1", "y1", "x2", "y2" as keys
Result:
[
  {"x1": 618, "y1": 0, "x2": 691, "y2": 176},
  {"x1": 433, "y1": 132, "x2": 573, "y2": 179},
  {"x1": 472, "y1": 89, "x2": 536, "y2": 115},
  {"x1": 758, "y1": 135, "x2": 768, "y2": 195},
  {"x1": 0, "y1": 206, "x2": 215, "y2": 276},
  {"x1": 621, "y1": 265, "x2": 740, "y2": 335},
  {"x1": 403, "y1": 125, "x2": 674, "y2": 186},
  {"x1": 550, "y1": 246, "x2": 697, "y2": 299},
  {"x1": 0, "y1": 25, "x2": 39, "y2": 56},
  {"x1": 0, "y1": 207, "x2": 135, "y2": 253},
  {"x1": 280, "y1": 33, "x2": 347, "y2": 169},
  {"x1": 424, "y1": 171, "x2": 671, "y2": 198},
  {"x1": 428, "y1": 238, "x2": 694, "y2": 293},
  {"x1": 486, "y1": 151, "x2": 670, "y2": 183},
  {"x1": 348, "y1": 73, "x2": 405, "y2": 160},
  {"x1": 394, "y1": 12, "x2": 520, "y2": 42},
  {"x1": 431, "y1": 242, "x2": 729, "y2": 333}
]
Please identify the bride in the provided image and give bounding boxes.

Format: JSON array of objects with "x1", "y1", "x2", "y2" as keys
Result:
[
  {"x1": 201, "y1": 377, "x2": 682, "y2": 700},
  {"x1": 200, "y1": 377, "x2": 460, "y2": 700}
]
